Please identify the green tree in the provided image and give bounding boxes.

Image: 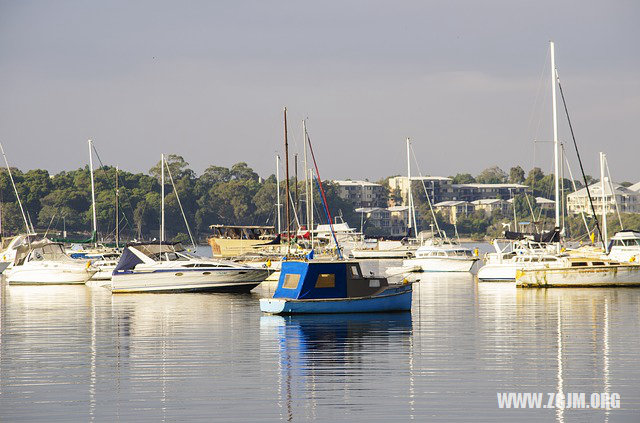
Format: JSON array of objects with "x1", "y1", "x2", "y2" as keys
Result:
[
  {"x1": 451, "y1": 173, "x2": 476, "y2": 184},
  {"x1": 476, "y1": 166, "x2": 507, "y2": 184},
  {"x1": 508, "y1": 166, "x2": 525, "y2": 184}
]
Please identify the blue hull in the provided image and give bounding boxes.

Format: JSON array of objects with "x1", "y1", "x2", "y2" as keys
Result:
[{"x1": 260, "y1": 287, "x2": 412, "y2": 314}]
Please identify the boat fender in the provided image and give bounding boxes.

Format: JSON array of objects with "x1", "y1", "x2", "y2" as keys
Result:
[
  {"x1": 266, "y1": 259, "x2": 272, "y2": 268},
  {"x1": 85, "y1": 261, "x2": 92, "y2": 269},
  {"x1": 630, "y1": 256, "x2": 636, "y2": 263},
  {"x1": 473, "y1": 248, "x2": 479, "y2": 257}
]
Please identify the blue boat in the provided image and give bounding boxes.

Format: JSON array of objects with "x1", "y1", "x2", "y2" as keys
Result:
[{"x1": 260, "y1": 260, "x2": 413, "y2": 314}]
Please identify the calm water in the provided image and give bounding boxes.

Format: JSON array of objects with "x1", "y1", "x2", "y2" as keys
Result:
[{"x1": 1, "y1": 257, "x2": 639, "y2": 421}]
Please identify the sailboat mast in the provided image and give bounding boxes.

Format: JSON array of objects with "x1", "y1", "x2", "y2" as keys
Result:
[
  {"x1": 283, "y1": 107, "x2": 291, "y2": 254},
  {"x1": 161, "y1": 153, "x2": 165, "y2": 244},
  {"x1": 115, "y1": 165, "x2": 119, "y2": 248},
  {"x1": 550, "y1": 41, "x2": 560, "y2": 234},
  {"x1": 600, "y1": 152, "x2": 608, "y2": 252},
  {"x1": 406, "y1": 138, "x2": 416, "y2": 236},
  {"x1": 276, "y1": 154, "x2": 281, "y2": 234},
  {"x1": 309, "y1": 168, "x2": 314, "y2": 248},
  {"x1": 0, "y1": 143, "x2": 30, "y2": 234},
  {"x1": 88, "y1": 139, "x2": 98, "y2": 247},
  {"x1": 303, "y1": 120, "x2": 310, "y2": 230}
]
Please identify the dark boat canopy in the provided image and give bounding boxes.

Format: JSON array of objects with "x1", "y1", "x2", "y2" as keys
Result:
[{"x1": 504, "y1": 228, "x2": 560, "y2": 243}]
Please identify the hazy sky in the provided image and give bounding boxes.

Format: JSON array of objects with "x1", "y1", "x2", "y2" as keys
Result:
[{"x1": 1, "y1": 1, "x2": 638, "y2": 182}]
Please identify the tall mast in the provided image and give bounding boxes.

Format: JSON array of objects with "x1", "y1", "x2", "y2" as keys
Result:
[
  {"x1": 283, "y1": 107, "x2": 291, "y2": 254},
  {"x1": 406, "y1": 138, "x2": 417, "y2": 236},
  {"x1": 600, "y1": 152, "x2": 608, "y2": 252},
  {"x1": 309, "y1": 168, "x2": 314, "y2": 248},
  {"x1": 161, "y1": 153, "x2": 165, "y2": 244},
  {"x1": 294, "y1": 153, "x2": 299, "y2": 228},
  {"x1": 0, "y1": 143, "x2": 30, "y2": 234},
  {"x1": 303, "y1": 120, "x2": 310, "y2": 229},
  {"x1": 276, "y1": 154, "x2": 281, "y2": 234},
  {"x1": 115, "y1": 165, "x2": 119, "y2": 248},
  {"x1": 550, "y1": 41, "x2": 561, "y2": 236},
  {"x1": 88, "y1": 139, "x2": 98, "y2": 247}
]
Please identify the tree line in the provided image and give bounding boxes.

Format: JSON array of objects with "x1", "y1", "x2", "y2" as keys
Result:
[
  {"x1": 0, "y1": 155, "x2": 356, "y2": 243},
  {"x1": 0, "y1": 160, "x2": 636, "y2": 242}
]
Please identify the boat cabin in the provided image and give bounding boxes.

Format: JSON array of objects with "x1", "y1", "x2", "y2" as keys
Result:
[
  {"x1": 273, "y1": 260, "x2": 390, "y2": 300},
  {"x1": 208, "y1": 225, "x2": 276, "y2": 240},
  {"x1": 13, "y1": 240, "x2": 71, "y2": 266},
  {"x1": 415, "y1": 247, "x2": 474, "y2": 259}
]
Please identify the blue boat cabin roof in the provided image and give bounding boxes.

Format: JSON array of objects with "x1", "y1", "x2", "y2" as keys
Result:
[{"x1": 272, "y1": 260, "x2": 388, "y2": 300}]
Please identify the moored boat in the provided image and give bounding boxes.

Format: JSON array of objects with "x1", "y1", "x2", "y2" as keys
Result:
[
  {"x1": 402, "y1": 240, "x2": 478, "y2": 272},
  {"x1": 515, "y1": 256, "x2": 640, "y2": 287},
  {"x1": 259, "y1": 260, "x2": 413, "y2": 314},
  {"x1": 111, "y1": 242, "x2": 274, "y2": 293},
  {"x1": 6, "y1": 239, "x2": 97, "y2": 284}
]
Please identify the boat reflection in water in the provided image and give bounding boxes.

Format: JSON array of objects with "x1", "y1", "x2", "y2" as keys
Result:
[{"x1": 260, "y1": 312, "x2": 412, "y2": 421}]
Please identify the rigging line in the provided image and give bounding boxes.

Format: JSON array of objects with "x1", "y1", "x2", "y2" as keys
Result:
[
  {"x1": 409, "y1": 145, "x2": 444, "y2": 239},
  {"x1": 0, "y1": 143, "x2": 31, "y2": 234},
  {"x1": 556, "y1": 70, "x2": 604, "y2": 247},
  {"x1": 43, "y1": 213, "x2": 56, "y2": 238},
  {"x1": 164, "y1": 158, "x2": 197, "y2": 251},
  {"x1": 306, "y1": 133, "x2": 343, "y2": 259},
  {"x1": 562, "y1": 144, "x2": 590, "y2": 237},
  {"x1": 527, "y1": 47, "x2": 551, "y2": 145},
  {"x1": 604, "y1": 155, "x2": 623, "y2": 230}
]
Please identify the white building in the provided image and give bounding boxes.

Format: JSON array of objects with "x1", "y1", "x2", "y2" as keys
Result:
[
  {"x1": 433, "y1": 200, "x2": 475, "y2": 224},
  {"x1": 566, "y1": 179, "x2": 640, "y2": 215},
  {"x1": 471, "y1": 198, "x2": 509, "y2": 216}
]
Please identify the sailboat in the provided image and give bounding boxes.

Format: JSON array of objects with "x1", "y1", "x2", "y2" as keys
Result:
[
  {"x1": 516, "y1": 151, "x2": 640, "y2": 287},
  {"x1": 110, "y1": 154, "x2": 274, "y2": 293},
  {"x1": 260, "y1": 108, "x2": 414, "y2": 314},
  {"x1": 478, "y1": 41, "x2": 567, "y2": 282}
]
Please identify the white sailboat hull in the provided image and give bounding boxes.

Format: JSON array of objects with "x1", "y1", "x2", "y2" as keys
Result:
[
  {"x1": 403, "y1": 257, "x2": 477, "y2": 272},
  {"x1": 111, "y1": 268, "x2": 272, "y2": 293},
  {"x1": 516, "y1": 264, "x2": 640, "y2": 287}
]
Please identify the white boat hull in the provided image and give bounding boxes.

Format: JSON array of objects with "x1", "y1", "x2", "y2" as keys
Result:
[
  {"x1": 403, "y1": 257, "x2": 477, "y2": 272},
  {"x1": 516, "y1": 264, "x2": 640, "y2": 287},
  {"x1": 111, "y1": 268, "x2": 272, "y2": 293},
  {"x1": 477, "y1": 263, "x2": 520, "y2": 281},
  {"x1": 351, "y1": 249, "x2": 413, "y2": 259},
  {"x1": 7, "y1": 265, "x2": 96, "y2": 285}
]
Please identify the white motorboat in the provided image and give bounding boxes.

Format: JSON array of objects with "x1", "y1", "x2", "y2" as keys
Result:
[
  {"x1": 6, "y1": 239, "x2": 97, "y2": 284},
  {"x1": 351, "y1": 239, "x2": 418, "y2": 259},
  {"x1": 111, "y1": 242, "x2": 274, "y2": 293},
  {"x1": 477, "y1": 239, "x2": 560, "y2": 281},
  {"x1": 607, "y1": 230, "x2": 640, "y2": 263},
  {"x1": 402, "y1": 240, "x2": 479, "y2": 272}
]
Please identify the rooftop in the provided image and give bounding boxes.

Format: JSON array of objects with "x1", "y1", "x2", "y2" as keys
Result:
[
  {"x1": 333, "y1": 180, "x2": 382, "y2": 187},
  {"x1": 434, "y1": 200, "x2": 470, "y2": 207}
]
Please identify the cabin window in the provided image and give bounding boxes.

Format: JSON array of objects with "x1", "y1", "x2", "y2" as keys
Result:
[
  {"x1": 571, "y1": 262, "x2": 588, "y2": 267},
  {"x1": 592, "y1": 262, "x2": 605, "y2": 266},
  {"x1": 369, "y1": 279, "x2": 380, "y2": 288},
  {"x1": 349, "y1": 265, "x2": 361, "y2": 278},
  {"x1": 283, "y1": 274, "x2": 301, "y2": 289},
  {"x1": 315, "y1": 273, "x2": 335, "y2": 288}
]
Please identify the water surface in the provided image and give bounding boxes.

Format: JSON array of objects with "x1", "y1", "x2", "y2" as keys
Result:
[{"x1": 1, "y1": 260, "x2": 639, "y2": 421}]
